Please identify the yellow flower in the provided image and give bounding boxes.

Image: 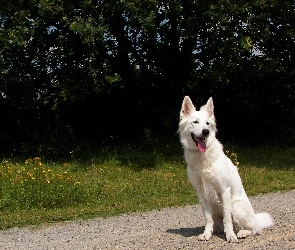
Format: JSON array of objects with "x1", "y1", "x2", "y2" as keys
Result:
[{"x1": 46, "y1": 180, "x2": 50, "y2": 184}]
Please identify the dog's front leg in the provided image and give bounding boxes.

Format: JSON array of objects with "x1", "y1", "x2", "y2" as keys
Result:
[
  {"x1": 198, "y1": 202, "x2": 214, "y2": 241},
  {"x1": 221, "y1": 187, "x2": 238, "y2": 243}
]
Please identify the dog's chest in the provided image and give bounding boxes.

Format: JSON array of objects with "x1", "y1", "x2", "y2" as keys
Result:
[
  {"x1": 188, "y1": 165, "x2": 224, "y2": 202},
  {"x1": 186, "y1": 153, "x2": 222, "y2": 187},
  {"x1": 189, "y1": 165, "x2": 217, "y2": 183},
  {"x1": 187, "y1": 166, "x2": 220, "y2": 200}
]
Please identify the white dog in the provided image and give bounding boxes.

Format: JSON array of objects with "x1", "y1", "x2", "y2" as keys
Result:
[{"x1": 178, "y1": 96, "x2": 273, "y2": 243}]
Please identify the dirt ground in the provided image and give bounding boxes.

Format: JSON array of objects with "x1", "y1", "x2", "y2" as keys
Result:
[{"x1": 0, "y1": 190, "x2": 294, "y2": 249}]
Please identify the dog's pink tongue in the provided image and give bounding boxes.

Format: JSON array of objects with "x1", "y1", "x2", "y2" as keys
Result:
[{"x1": 197, "y1": 138, "x2": 206, "y2": 152}]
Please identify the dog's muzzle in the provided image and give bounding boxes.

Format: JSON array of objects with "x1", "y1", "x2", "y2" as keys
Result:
[{"x1": 191, "y1": 129, "x2": 209, "y2": 153}]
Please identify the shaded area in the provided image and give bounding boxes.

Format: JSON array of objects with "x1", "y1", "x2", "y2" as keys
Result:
[{"x1": 0, "y1": 1, "x2": 295, "y2": 157}]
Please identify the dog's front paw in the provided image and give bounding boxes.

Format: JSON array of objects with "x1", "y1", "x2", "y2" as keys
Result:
[
  {"x1": 226, "y1": 232, "x2": 238, "y2": 243},
  {"x1": 198, "y1": 232, "x2": 212, "y2": 241}
]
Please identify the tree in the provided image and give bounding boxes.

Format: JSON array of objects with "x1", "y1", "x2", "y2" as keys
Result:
[{"x1": 1, "y1": 0, "x2": 295, "y2": 155}]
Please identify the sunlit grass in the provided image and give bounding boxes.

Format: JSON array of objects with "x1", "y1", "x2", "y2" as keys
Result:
[
  {"x1": 0, "y1": 157, "x2": 85, "y2": 210},
  {"x1": 0, "y1": 141, "x2": 294, "y2": 230}
]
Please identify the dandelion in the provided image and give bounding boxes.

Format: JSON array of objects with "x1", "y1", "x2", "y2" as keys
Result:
[
  {"x1": 225, "y1": 150, "x2": 240, "y2": 167},
  {"x1": 1, "y1": 157, "x2": 83, "y2": 209},
  {"x1": 231, "y1": 153, "x2": 237, "y2": 158}
]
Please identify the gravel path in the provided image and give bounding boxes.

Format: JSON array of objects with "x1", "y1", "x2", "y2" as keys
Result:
[{"x1": 1, "y1": 190, "x2": 294, "y2": 250}]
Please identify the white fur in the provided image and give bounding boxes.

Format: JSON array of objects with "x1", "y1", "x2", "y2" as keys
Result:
[{"x1": 178, "y1": 96, "x2": 273, "y2": 243}]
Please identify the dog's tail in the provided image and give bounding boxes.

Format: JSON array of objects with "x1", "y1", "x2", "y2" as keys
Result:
[{"x1": 255, "y1": 212, "x2": 273, "y2": 234}]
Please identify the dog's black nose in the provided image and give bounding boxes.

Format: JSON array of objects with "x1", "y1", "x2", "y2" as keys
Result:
[{"x1": 202, "y1": 129, "x2": 210, "y2": 136}]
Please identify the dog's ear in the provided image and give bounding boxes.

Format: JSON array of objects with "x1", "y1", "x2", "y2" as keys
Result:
[
  {"x1": 201, "y1": 97, "x2": 214, "y2": 118},
  {"x1": 180, "y1": 96, "x2": 195, "y2": 118}
]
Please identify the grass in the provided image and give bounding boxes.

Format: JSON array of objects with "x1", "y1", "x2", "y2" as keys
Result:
[{"x1": 0, "y1": 139, "x2": 294, "y2": 230}]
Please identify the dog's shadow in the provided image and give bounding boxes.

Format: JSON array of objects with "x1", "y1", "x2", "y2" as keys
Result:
[
  {"x1": 166, "y1": 226, "x2": 204, "y2": 237},
  {"x1": 166, "y1": 226, "x2": 226, "y2": 241}
]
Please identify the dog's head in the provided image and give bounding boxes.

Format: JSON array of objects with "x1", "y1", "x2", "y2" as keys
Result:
[{"x1": 179, "y1": 96, "x2": 216, "y2": 152}]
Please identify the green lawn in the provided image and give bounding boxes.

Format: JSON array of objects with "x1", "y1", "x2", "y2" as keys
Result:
[{"x1": 0, "y1": 141, "x2": 294, "y2": 230}]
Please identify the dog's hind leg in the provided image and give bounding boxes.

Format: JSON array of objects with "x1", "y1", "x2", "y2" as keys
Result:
[{"x1": 232, "y1": 199, "x2": 257, "y2": 238}]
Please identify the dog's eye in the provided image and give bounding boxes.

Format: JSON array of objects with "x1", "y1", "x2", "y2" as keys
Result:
[
  {"x1": 193, "y1": 121, "x2": 198, "y2": 124},
  {"x1": 206, "y1": 122, "x2": 209, "y2": 125}
]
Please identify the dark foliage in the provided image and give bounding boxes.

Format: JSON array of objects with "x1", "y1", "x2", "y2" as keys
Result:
[{"x1": 1, "y1": 0, "x2": 294, "y2": 156}]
